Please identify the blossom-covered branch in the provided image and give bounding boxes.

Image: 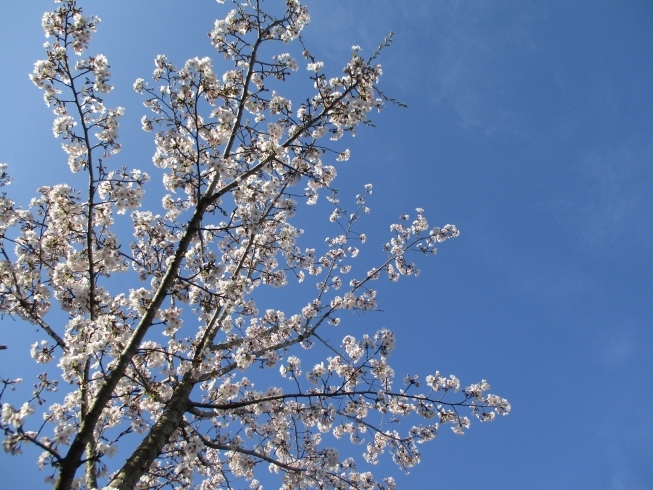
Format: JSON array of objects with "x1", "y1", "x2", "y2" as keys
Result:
[{"x1": 0, "y1": 1, "x2": 510, "y2": 489}]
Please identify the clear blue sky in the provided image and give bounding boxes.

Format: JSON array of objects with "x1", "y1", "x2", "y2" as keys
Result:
[{"x1": 1, "y1": 1, "x2": 652, "y2": 488}]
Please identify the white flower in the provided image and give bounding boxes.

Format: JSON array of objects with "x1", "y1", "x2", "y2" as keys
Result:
[
  {"x1": 307, "y1": 61, "x2": 324, "y2": 73},
  {"x1": 336, "y1": 149, "x2": 350, "y2": 162},
  {"x1": 325, "y1": 447, "x2": 338, "y2": 468},
  {"x1": 376, "y1": 329, "x2": 396, "y2": 355},
  {"x1": 30, "y1": 341, "x2": 53, "y2": 363},
  {"x1": 274, "y1": 53, "x2": 298, "y2": 71},
  {"x1": 52, "y1": 115, "x2": 76, "y2": 137}
]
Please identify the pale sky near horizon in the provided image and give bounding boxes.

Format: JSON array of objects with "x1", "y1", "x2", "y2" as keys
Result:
[{"x1": 1, "y1": 1, "x2": 652, "y2": 488}]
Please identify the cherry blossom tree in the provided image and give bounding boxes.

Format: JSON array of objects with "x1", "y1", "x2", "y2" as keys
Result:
[{"x1": 0, "y1": 1, "x2": 510, "y2": 489}]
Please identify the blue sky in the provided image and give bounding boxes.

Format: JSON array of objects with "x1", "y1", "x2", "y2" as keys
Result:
[{"x1": 1, "y1": 1, "x2": 652, "y2": 488}]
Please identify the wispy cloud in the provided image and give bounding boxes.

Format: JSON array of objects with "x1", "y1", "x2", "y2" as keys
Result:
[
  {"x1": 550, "y1": 139, "x2": 653, "y2": 249},
  {"x1": 305, "y1": 1, "x2": 539, "y2": 135}
]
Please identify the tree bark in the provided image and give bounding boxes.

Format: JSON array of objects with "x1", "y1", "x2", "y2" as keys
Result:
[{"x1": 108, "y1": 381, "x2": 194, "y2": 489}]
